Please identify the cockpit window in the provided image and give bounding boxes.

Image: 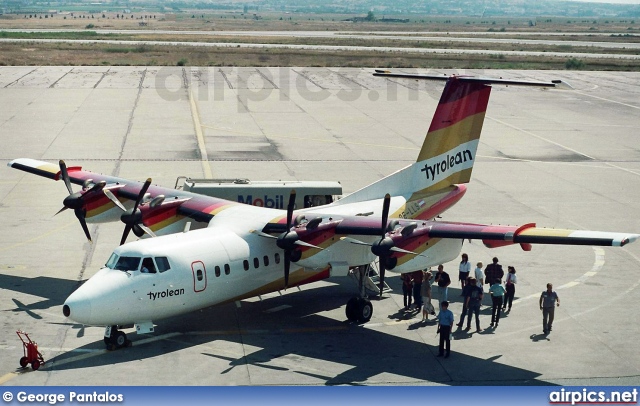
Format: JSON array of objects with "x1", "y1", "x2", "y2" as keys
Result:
[
  {"x1": 140, "y1": 257, "x2": 156, "y2": 274},
  {"x1": 155, "y1": 257, "x2": 171, "y2": 273},
  {"x1": 113, "y1": 256, "x2": 141, "y2": 272},
  {"x1": 106, "y1": 253, "x2": 119, "y2": 269}
]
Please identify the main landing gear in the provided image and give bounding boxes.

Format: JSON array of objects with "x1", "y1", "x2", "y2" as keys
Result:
[
  {"x1": 345, "y1": 296, "x2": 373, "y2": 323},
  {"x1": 103, "y1": 325, "x2": 132, "y2": 351},
  {"x1": 345, "y1": 264, "x2": 381, "y2": 323}
]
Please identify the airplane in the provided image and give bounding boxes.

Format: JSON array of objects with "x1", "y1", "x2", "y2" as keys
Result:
[{"x1": 8, "y1": 71, "x2": 639, "y2": 350}]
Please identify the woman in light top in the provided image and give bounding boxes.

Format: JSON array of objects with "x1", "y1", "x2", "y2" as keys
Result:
[
  {"x1": 474, "y1": 261, "x2": 484, "y2": 288},
  {"x1": 458, "y1": 253, "x2": 471, "y2": 291}
]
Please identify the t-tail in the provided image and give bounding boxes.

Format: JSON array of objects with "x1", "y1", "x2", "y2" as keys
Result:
[{"x1": 334, "y1": 72, "x2": 572, "y2": 220}]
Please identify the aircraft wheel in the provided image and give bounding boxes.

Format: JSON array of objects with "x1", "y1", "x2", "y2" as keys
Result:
[
  {"x1": 31, "y1": 360, "x2": 41, "y2": 371},
  {"x1": 19, "y1": 356, "x2": 29, "y2": 368},
  {"x1": 114, "y1": 331, "x2": 127, "y2": 348},
  {"x1": 357, "y1": 298, "x2": 373, "y2": 323},
  {"x1": 345, "y1": 297, "x2": 359, "y2": 322}
]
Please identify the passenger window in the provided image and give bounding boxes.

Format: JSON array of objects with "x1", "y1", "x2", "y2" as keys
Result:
[
  {"x1": 215, "y1": 265, "x2": 221, "y2": 277},
  {"x1": 141, "y1": 257, "x2": 156, "y2": 274},
  {"x1": 253, "y1": 257, "x2": 259, "y2": 269},
  {"x1": 263, "y1": 255, "x2": 269, "y2": 267},
  {"x1": 155, "y1": 257, "x2": 171, "y2": 273},
  {"x1": 243, "y1": 260, "x2": 249, "y2": 271},
  {"x1": 275, "y1": 253, "x2": 280, "y2": 264},
  {"x1": 196, "y1": 269, "x2": 203, "y2": 281},
  {"x1": 224, "y1": 264, "x2": 230, "y2": 275}
]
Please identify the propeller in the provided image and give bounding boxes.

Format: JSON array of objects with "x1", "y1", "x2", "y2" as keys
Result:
[
  {"x1": 251, "y1": 190, "x2": 324, "y2": 288},
  {"x1": 119, "y1": 178, "x2": 152, "y2": 245},
  {"x1": 55, "y1": 160, "x2": 107, "y2": 242},
  {"x1": 279, "y1": 190, "x2": 298, "y2": 288},
  {"x1": 341, "y1": 194, "x2": 425, "y2": 296},
  {"x1": 372, "y1": 194, "x2": 391, "y2": 296}
]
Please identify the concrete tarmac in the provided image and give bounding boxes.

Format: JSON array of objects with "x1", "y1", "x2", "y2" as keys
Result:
[{"x1": 0, "y1": 67, "x2": 639, "y2": 386}]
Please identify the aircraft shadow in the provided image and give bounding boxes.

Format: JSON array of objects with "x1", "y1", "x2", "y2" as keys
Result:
[
  {"x1": 0, "y1": 274, "x2": 81, "y2": 315},
  {"x1": 39, "y1": 280, "x2": 553, "y2": 386}
]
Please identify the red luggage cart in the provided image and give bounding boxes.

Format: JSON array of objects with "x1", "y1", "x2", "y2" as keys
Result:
[{"x1": 17, "y1": 330, "x2": 45, "y2": 370}]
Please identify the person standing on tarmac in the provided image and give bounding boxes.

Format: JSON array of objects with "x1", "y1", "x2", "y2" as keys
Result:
[
  {"x1": 412, "y1": 269, "x2": 424, "y2": 310},
  {"x1": 540, "y1": 283, "x2": 560, "y2": 334},
  {"x1": 434, "y1": 264, "x2": 451, "y2": 310},
  {"x1": 421, "y1": 270, "x2": 435, "y2": 321},
  {"x1": 400, "y1": 273, "x2": 413, "y2": 310},
  {"x1": 489, "y1": 281, "x2": 506, "y2": 328},
  {"x1": 503, "y1": 266, "x2": 517, "y2": 312},
  {"x1": 458, "y1": 253, "x2": 471, "y2": 292},
  {"x1": 484, "y1": 257, "x2": 504, "y2": 288},
  {"x1": 436, "y1": 301, "x2": 454, "y2": 358}
]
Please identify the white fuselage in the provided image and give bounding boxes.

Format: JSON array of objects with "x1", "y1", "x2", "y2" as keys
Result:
[{"x1": 63, "y1": 199, "x2": 463, "y2": 327}]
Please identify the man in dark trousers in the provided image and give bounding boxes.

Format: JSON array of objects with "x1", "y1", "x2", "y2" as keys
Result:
[
  {"x1": 484, "y1": 257, "x2": 504, "y2": 287},
  {"x1": 411, "y1": 269, "x2": 423, "y2": 309},
  {"x1": 434, "y1": 264, "x2": 451, "y2": 310},
  {"x1": 539, "y1": 283, "x2": 560, "y2": 334},
  {"x1": 436, "y1": 301, "x2": 454, "y2": 358}
]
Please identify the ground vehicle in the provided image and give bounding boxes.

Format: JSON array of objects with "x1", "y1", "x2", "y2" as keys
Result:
[{"x1": 176, "y1": 178, "x2": 342, "y2": 209}]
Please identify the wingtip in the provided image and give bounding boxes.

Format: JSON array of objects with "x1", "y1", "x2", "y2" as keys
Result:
[{"x1": 552, "y1": 79, "x2": 574, "y2": 90}]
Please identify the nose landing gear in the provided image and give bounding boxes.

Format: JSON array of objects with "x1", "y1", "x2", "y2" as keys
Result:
[{"x1": 104, "y1": 326, "x2": 132, "y2": 350}]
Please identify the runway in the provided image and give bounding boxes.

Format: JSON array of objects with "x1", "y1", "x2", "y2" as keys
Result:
[{"x1": 0, "y1": 67, "x2": 639, "y2": 386}]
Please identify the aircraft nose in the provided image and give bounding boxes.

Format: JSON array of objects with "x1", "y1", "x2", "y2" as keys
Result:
[{"x1": 62, "y1": 296, "x2": 92, "y2": 324}]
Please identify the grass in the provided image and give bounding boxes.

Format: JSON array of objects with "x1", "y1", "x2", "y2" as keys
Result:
[
  {"x1": 0, "y1": 14, "x2": 638, "y2": 70},
  {"x1": 1, "y1": 42, "x2": 638, "y2": 70}
]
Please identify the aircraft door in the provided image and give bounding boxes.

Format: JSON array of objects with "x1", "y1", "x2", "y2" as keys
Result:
[{"x1": 191, "y1": 261, "x2": 207, "y2": 293}]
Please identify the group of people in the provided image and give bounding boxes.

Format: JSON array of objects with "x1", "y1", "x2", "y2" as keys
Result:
[{"x1": 400, "y1": 254, "x2": 560, "y2": 359}]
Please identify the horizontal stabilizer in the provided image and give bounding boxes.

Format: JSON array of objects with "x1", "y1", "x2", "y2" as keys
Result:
[{"x1": 373, "y1": 71, "x2": 573, "y2": 90}]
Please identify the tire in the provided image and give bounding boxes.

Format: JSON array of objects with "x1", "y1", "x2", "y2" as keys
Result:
[
  {"x1": 357, "y1": 298, "x2": 373, "y2": 323},
  {"x1": 345, "y1": 297, "x2": 359, "y2": 321},
  {"x1": 31, "y1": 359, "x2": 40, "y2": 371},
  {"x1": 19, "y1": 356, "x2": 28, "y2": 368},
  {"x1": 114, "y1": 331, "x2": 127, "y2": 348}
]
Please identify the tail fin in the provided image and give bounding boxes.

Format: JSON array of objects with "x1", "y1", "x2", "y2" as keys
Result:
[{"x1": 335, "y1": 73, "x2": 569, "y2": 219}]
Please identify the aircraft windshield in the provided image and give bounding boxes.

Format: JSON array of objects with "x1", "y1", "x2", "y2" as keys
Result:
[{"x1": 105, "y1": 253, "x2": 141, "y2": 272}]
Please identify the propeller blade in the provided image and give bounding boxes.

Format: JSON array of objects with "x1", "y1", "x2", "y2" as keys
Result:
[
  {"x1": 133, "y1": 178, "x2": 152, "y2": 213},
  {"x1": 381, "y1": 193, "x2": 391, "y2": 238},
  {"x1": 54, "y1": 207, "x2": 68, "y2": 216},
  {"x1": 378, "y1": 194, "x2": 391, "y2": 296},
  {"x1": 379, "y1": 258, "x2": 386, "y2": 296},
  {"x1": 88, "y1": 180, "x2": 106, "y2": 193},
  {"x1": 390, "y1": 246, "x2": 425, "y2": 256},
  {"x1": 286, "y1": 190, "x2": 296, "y2": 229},
  {"x1": 74, "y1": 209, "x2": 92, "y2": 242},
  {"x1": 139, "y1": 224, "x2": 157, "y2": 238},
  {"x1": 120, "y1": 224, "x2": 133, "y2": 245},
  {"x1": 59, "y1": 160, "x2": 73, "y2": 195},
  {"x1": 250, "y1": 229, "x2": 278, "y2": 239},
  {"x1": 340, "y1": 236, "x2": 372, "y2": 246},
  {"x1": 104, "y1": 189, "x2": 126, "y2": 211},
  {"x1": 294, "y1": 240, "x2": 324, "y2": 250},
  {"x1": 284, "y1": 250, "x2": 291, "y2": 288}
]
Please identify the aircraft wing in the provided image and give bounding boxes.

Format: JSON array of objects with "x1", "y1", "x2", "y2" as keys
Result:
[
  {"x1": 8, "y1": 158, "x2": 239, "y2": 241},
  {"x1": 425, "y1": 221, "x2": 638, "y2": 249}
]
